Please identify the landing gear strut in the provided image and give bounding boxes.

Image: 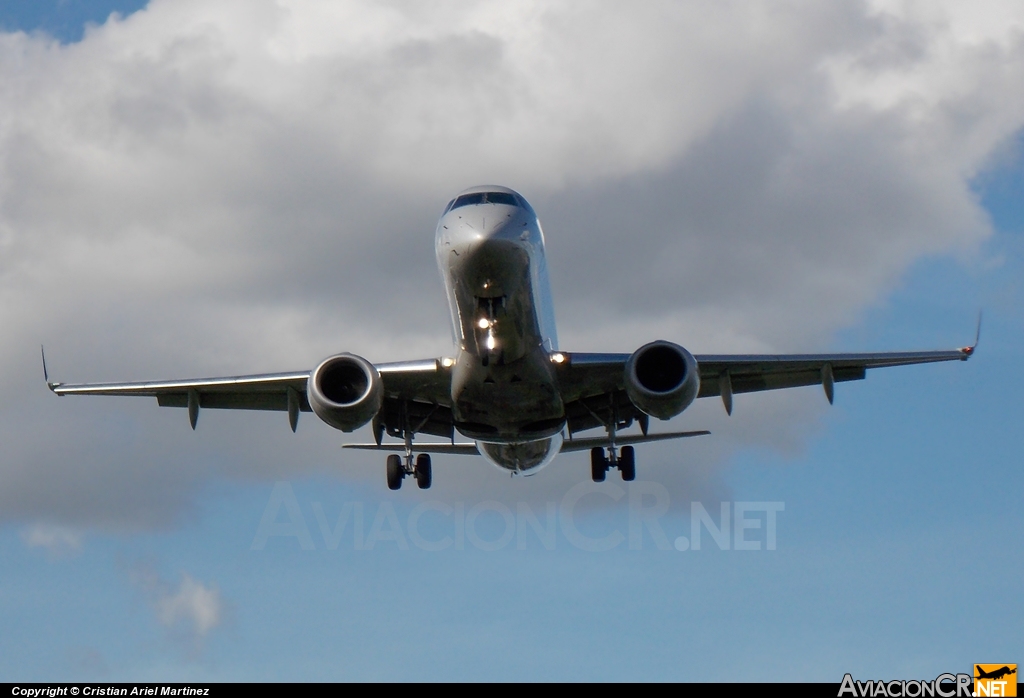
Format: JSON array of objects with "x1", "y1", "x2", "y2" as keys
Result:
[
  {"x1": 589, "y1": 399, "x2": 637, "y2": 482},
  {"x1": 590, "y1": 444, "x2": 636, "y2": 482},
  {"x1": 385, "y1": 404, "x2": 434, "y2": 490}
]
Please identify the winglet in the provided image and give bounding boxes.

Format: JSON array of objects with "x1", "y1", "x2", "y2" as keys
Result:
[
  {"x1": 961, "y1": 311, "x2": 982, "y2": 358},
  {"x1": 41, "y1": 345, "x2": 59, "y2": 391}
]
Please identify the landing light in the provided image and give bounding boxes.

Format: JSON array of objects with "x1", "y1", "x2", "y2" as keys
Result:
[
  {"x1": 550, "y1": 352, "x2": 566, "y2": 364},
  {"x1": 478, "y1": 318, "x2": 491, "y2": 329},
  {"x1": 441, "y1": 357, "x2": 455, "y2": 368}
]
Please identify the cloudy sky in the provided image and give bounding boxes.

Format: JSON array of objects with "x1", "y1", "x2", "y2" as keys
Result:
[{"x1": 0, "y1": 0, "x2": 1021, "y2": 681}]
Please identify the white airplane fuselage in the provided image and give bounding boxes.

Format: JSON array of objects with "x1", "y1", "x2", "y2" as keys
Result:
[{"x1": 435, "y1": 185, "x2": 564, "y2": 473}]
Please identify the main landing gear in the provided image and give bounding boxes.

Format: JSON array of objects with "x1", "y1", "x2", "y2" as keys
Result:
[
  {"x1": 589, "y1": 396, "x2": 636, "y2": 482},
  {"x1": 386, "y1": 452, "x2": 432, "y2": 491},
  {"x1": 591, "y1": 445, "x2": 635, "y2": 482}
]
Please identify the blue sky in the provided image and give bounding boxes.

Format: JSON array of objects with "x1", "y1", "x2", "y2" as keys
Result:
[
  {"x1": 0, "y1": 0, "x2": 1021, "y2": 683},
  {"x1": 0, "y1": 0, "x2": 148, "y2": 42}
]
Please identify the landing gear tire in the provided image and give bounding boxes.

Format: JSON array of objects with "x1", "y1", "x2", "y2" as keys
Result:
[
  {"x1": 415, "y1": 453, "x2": 432, "y2": 490},
  {"x1": 619, "y1": 445, "x2": 636, "y2": 482},
  {"x1": 386, "y1": 454, "x2": 403, "y2": 490},
  {"x1": 590, "y1": 447, "x2": 607, "y2": 482}
]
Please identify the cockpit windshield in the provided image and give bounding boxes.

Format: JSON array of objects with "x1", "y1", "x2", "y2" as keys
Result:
[{"x1": 449, "y1": 191, "x2": 519, "y2": 211}]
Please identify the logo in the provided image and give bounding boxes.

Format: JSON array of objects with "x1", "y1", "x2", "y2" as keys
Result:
[
  {"x1": 838, "y1": 667, "x2": 1018, "y2": 698},
  {"x1": 974, "y1": 665, "x2": 1017, "y2": 697},
  {"x1": 839, "y1": 673, "x2": 971, "y2": 697}
]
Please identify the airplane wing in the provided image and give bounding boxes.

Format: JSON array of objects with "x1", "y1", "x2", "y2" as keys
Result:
[
  {"x1": 692, "y1": 349, "x2": 972, "y2": 398},
  {"x1": 47, "y1": 358, "x2": 454, "y2": 434},
  {"x1": 47, "y1": 343, "x2": 973, "y2": 438},
  {"x1": 48, "y1": 371, "x2": 312, "y2": 408},
  {"x1": 557, "y1": 346, "x2": 974, "y2": 431}
]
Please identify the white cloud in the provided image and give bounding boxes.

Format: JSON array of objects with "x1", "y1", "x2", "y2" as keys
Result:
[
  {"x1": 155, "y1": 574, "x2": 224, "y2": 638},
  {"x1": 0, "y1": 0, "x2": 1022, "y2": 524},
  {"x1": 21, "y1": 524, "x2": 84, "y2": 555},
  {"x1": 132, "y1": 568, "x2": 225, "y2": 643}
]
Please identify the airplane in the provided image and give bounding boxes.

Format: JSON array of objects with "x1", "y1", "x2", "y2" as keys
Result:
[
  {"x1": 975, "y1": 666, "x2": 1016, "y2": 681},
  {"x1": 45, "y1": 185, "x2": 977, "y2": 490}
]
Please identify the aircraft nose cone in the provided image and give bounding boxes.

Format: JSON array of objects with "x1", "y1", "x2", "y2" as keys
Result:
[
  {"x1": 444, "y1": 204, "x2": 525, "y2": 248},
  {"x1": 482, "y1": 213, "x2": 521, "y2": 239}
]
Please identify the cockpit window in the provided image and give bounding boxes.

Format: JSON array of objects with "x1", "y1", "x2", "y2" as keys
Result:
[
  {"x1": 450, "y1": 192, "x2": 519, "y2": 211},
  {"x1": 452, "y1": 193, "x2": 486, "y2": 210},
  {"x1": 486, "y1": 192, "x2": 519, "y2": 207}
]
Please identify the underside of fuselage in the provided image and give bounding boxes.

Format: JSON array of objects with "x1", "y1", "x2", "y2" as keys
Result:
[{"x1": 436, "y1": 185, "x2": 565, "y2": 473}]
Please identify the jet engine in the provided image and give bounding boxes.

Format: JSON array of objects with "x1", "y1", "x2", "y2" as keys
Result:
[
  {"x1": 307, "y1": 353, "x2": 383, "y2": 432},
  {"x1": 624, "y1": 341, "x2": 700, "y2": 420}
]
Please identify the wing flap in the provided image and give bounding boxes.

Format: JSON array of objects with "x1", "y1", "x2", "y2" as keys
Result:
[
  {"x1": 377, "y1": 359, "x2": 453, "y2": 406},
  {"x1": 156, "y1": 391, "x2": 314, "y2": 412},
  {"x1": 377, "y1": 398, "x2": 455, "y2": 440},
  {"x1": 563, "y1": 389, "x2": 641, "y2": 436},
  {"x1": 697, "y1": 365, "x2": 866, "y2": 398}
]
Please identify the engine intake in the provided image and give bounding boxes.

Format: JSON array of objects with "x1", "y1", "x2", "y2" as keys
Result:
[
  {"x1": 307, "y1": 353, "x2": 383, "y2": 432},
  {"x1": 624, "y1": 341, "x2": 700, "y2": 420}
]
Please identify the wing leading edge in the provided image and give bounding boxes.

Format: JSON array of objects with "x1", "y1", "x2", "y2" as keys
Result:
[
  {"x1": 47, "y1": 359, "x2": 454, "y2": 433},
  {"x1": 558, "y1": 345, "x2": 973, "y2": 422}
]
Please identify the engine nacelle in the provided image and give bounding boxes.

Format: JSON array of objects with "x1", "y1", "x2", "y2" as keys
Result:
[
  {"x1": 624, "y1": 341, "x2": 700, "y2": 420},
  {"x1": 307, "y1": 353, "x2": 383, "y2": 432}
]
